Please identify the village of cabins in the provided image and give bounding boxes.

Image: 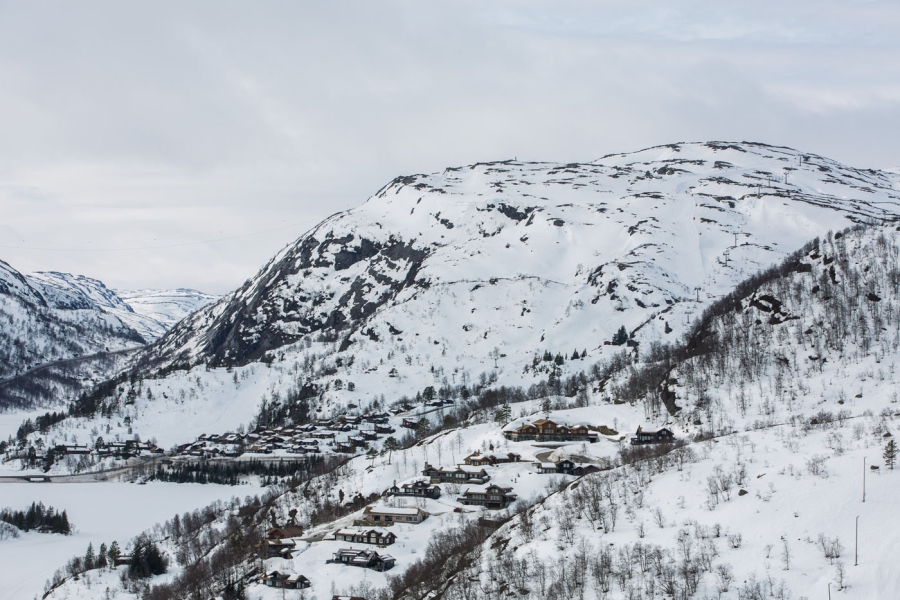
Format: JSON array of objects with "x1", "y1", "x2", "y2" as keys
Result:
[{"x1": 252, "y1": 416, "x2": 676, "y2": 592}]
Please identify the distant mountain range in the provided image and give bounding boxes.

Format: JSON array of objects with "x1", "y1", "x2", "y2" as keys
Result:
[
  {"x1": 0, "y1": 261, "x2": 215, "y2": 408},
  {"x1": 28, "y1": 271, "x2": 217, "y2": 342}
]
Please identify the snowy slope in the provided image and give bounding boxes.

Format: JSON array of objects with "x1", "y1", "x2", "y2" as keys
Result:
[
  {"x1": 98, "y1": 142, "x2": 897, "y2": 430},
  {"x1": 13, "y1": 143, "x2": 900, "y2": 477},
  {"x1": 21, "y1": 190, "x2": 900, "y2": 600},
  {"x1": 152, "y1": 142, "x2": 900, "y2": 368},
  {"x1": 27, "y1": 272, "x2": 133, "y2": 314},
  {"x1": 182, "y1": 224, "x2": 900, "y2": 598}
]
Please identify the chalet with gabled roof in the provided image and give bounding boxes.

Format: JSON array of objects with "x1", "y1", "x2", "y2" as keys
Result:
[
  {"x1": 333, "y1": 528, "x2": 397, "y2": 546},
  {"x1": 502, "y1": 419, "x2": 598, "y2": 443},
  {"x1": 261, "y1": 570, "x2": 310, "y2": 589},
  {"x1": 260, "y1": 538, "x2": 296, "y2": 558},
  {"x1": 267, "y1": 525, "x2": 305, "y2": 539},
  {"x1": 422, "y1": 464, "x2": 490, "y2": 484},
  {"x1": 464, "y1": 451, "x2": 521, "y2": 466},
  {"x1": 386, "y1": 480, "x2": 441, "y2": 499},
  {"x1": 330, "y1": 548, "x2": 395, "y2": 571},
  {"x1": 536, "y1": 459, "x2": 601, "y2": 476},
  {"x1": 458, "y1": 484, "x2": 517, "y2": 509},
  {"x1": 361, "y1": 506, "x2": 428, "y2": 524},
  {"x1": 630, "y1": 426, "x2": 676, "y2": 445}
]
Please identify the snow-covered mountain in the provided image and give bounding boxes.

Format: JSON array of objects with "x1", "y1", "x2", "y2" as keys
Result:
[
  {"x1": 28, "y1": 141, "x2": 900, "y2": 455},
  {"x1": 28, "y1": 272, "x2": 216, "y2": 342},
  {"x1": 0, "y1": 263, "x2": 144, "y2": 384},
  {"x1": 136, "y1": 142, "x2": 900, "y2": 404}
]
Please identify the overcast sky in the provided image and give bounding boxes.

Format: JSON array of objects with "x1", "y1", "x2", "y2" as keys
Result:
[{"x1": 1, "y1": 0, "x2": 898, "y2": 295}]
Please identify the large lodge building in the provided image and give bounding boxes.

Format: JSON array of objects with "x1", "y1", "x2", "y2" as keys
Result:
[{"x1": 502, "y1": 419, "x2": 599, "y2": 443}]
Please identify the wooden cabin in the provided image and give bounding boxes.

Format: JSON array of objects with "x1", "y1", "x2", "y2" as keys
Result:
[{"x1": 630, "y1": 426, "x2": 676, "y2": 445}]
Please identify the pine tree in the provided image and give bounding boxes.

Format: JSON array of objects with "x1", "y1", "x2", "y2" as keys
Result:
[
  {"x1": 84, "y1": 542, "x2": 95, "y2": 570},
  {"x1": 884, "y1": 438, "x2": 898, "y2": 470},
  {"x1": 382, "y1": 437, "x2": 400, "y2": 464},
  {"x1": 145, "y1": 541, "x2": 168, "y2": 575},
  {"x1": 494, "y1": 404, "x2": 512, "y2": 425},
  {"x1": 612, "y1": 325, "x2": 628, "y2": 346},
  {"x1": 97, "y1": 543, "x2": 108, "y2": 569},
  {"x1": 108, "y1": 540, "x2": 121, "y2": 566}
]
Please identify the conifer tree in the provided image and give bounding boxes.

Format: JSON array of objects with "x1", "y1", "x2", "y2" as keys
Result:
[
  {"x1": 884, "y1": 438, "x2": 898, "y2": 470},
  {"x1": 84, "y1": 542, "x2": 95, "y2": 570},
  {"x1": 107, "y1": 540, "x2": 121, "y2": 566}
]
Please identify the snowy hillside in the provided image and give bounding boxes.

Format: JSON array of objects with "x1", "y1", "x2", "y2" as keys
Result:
[
  {"x1": 35, "y1": 223, "x2": 900, "y2": 600},
  {"x1": 150, "y1": 143, "x2": 899, "y2": 373},
  {"x1": 60, "y1": 141, "x2": 893, "y2": 441},
  {"x1": 13, "y1": 143, "x2": 900, "y2": 461}
]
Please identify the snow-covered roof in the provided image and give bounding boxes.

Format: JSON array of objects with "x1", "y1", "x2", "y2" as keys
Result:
[{"x1": 365, "y1": 506, "x2": 423, "y2": 516}]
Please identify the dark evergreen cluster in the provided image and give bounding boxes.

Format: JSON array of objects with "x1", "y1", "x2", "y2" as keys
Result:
[
  {"x1": 147, "y1": 457, "x2": 323, "y2": 486},
  {"x1": 129, "y1": 537, "x2": 169, "y2": 578},
  {"x1": 15, "y1": 411, "x2": 67, "y2": 441},
  {"x1": 0, "y1": 501, "x2": 71, "y2": 534},
  {"x1": 68, "y1": 373, "x2": 129, "y2": 418}
]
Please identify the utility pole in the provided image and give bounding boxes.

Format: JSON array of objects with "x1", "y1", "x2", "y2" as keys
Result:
[{"x1": 855, "y1": 515, "x2": 859, "y2": 566}]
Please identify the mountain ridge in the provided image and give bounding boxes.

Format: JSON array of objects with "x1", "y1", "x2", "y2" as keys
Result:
[{"x1": 136, "y1": 142, "x2": 900, "y2": 388}]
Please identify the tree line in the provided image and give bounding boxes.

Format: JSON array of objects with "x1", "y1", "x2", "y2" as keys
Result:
[{"x1": 0, "y1": 502, "x2": 70, "y2": 534}]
